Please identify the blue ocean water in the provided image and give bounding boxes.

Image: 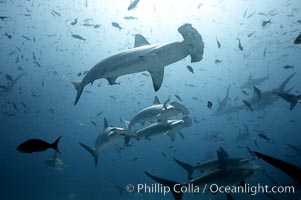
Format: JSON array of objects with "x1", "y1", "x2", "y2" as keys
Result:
[{"x1": 1, "y1": 0, "x2": 301, "y2": 199}]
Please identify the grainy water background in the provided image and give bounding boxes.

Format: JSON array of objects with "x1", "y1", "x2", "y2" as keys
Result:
[{"x1": 0, "y1": 0, "x2": 300, "y2": 199}]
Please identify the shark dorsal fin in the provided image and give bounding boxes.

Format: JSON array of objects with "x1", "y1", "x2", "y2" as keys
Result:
[
  {"x1": 104, "y1": 118, "x2": 109, "y2": 128},
  {"x1": 153, "y1": 96, "x2": 160, "y2": 104},
  {"x1": 217, "y1": 147, "x2": 229, "y2": 170},
  {"x1": 134, "y1": 34, "x2": 150, "y2": 47}
]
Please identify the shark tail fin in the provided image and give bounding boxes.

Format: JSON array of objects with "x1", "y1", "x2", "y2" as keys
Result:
[
  {"x1": 173, "y1": 157, "x2": 194, "y2": 180},
  {"x1": 71, "y1": 81, "x2": 84, "y2": 106},
  {"x1": 178, "y1": 24, "x2": 204, "y2": 63},
  {"x1": 79, "y1": 142, "x2": 98, "y2": 166},
  {"x1": 51, "y1": 136, "x2": 62, "y2": 153},
  {"x1": 170, "y1": 102, "x2": 190, "y2": 115},
  {"x1": 144, "y1": 171, "x2": 184, "y2": 200}
]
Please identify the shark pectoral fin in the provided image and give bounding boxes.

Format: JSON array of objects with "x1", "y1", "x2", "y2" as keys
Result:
[
  {"x1": 134, "y1": 34, "x2": 150, "y2": 47},
  {"x1": 106, "y1": 77, "x2": 119, "y2": 85},
  {"x1": 290, "y1": 101, "x2": 298, "y2": 110},
  {"x1": 79, "y1": 142, "x2": 98, "y2": 166},
  {"x1": 148, "y1": 68, "x2": 164, "y2": 92},
  {"x1": 166, "y1": 131, "x2": 176, "y2": 142},
  {"x1": 71, "y1": 81, "x2": 84, "y2": 106},
  {"x1": 170, "y1": 102, "x2": 190, "y2": 115}
]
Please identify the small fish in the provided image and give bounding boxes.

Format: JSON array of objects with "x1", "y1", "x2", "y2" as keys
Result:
[
  {"x1": 161, "y1": 152, "x2": 166, "y2": 158},
  {"x1": 128, "y1": 0, "x2": 140, "y2": 10},
  {"x1": 237, "y1": 38, "x2": 243, "y2": 51},
  {"x1": 12, "y1": 102, "x2": 18, "y2": 111},
  {"x1": 96, "y1": 112, "x2": 103, "y2": 116},
  {"x1": 77, "y1": 72, "x2": 82, "y2": 76},
  {"x1": 247, "y1": 31, "x2": 255, "y2": 37},
  {"x1": 247, "y1": 12, "x2": 256, "y2": 18},
  {"x1": 215, "y1": 59, "x2": 222, "y2": 64},
  {"x1": 4, "y1": 32, "x2": 12, "y2": 39},
  {"x1": 216, "y1": 37, "x2": 221, "y2": 48},
  {"x1": 185, "y1": 84, "x2": 196, "y2": 87},
  {"x1": 0, "y1": 85, "x2": 8, "y2": 89},
  {"x1": 72, "y1": 34, "x2": 86, "y2": 41},
  {"x1": 32, "y1": 52, "x2": 36, "y2": 60},
  {"x1": 22, "y1": 35, "x2": 31, "y2": 41},
  {"x1": 186, "y1": 65, "x2": 194, "y2": 73},
  {"x1": 132, "y1": 156, "x2": 139, "y2": 161},
  {"x1": 257, "y1": 133, "x2": 271, "y2": 142},
  {"x1": 111, "y1": 22, "x2": 122, "y2": 30},
  {"x1": 242, "y1": 90, "x2": 249, "y2": 96},
  {"x1": 285, "y1": 143, "x2": 301, "y2": 155},
  {"x1": 94, "y1": 24, "x2": 101, "y2": 28},
  {"x1": 71, "y1": 18, "x2": 77, "y2": 25},
  {"x1": 294, "y1": 33, "x2": 301, "y2": 44},
  {"x1": 262, "y1": 19, "x2": 271, "y2": 27},
  {"x1": 197, "y1": 3, "x2": 203, "y2": 9},
  {"x1": 83, "y1": 23, "x2": 94, "y2": 27},
  {"x1": 51, "y1": 10, "x2": 61, "y2": 17},
  {"x1": 33, "y1": 61, "x2": 41, "y2": 67},
  {"x1": 0, "y1": 16, "x2": 9, "y2": 20},
  {"x1": 91, "y1": 121, "x2": 97, "y2": 127},
  {"x1": 175, "y1": 94, "x2": 183, "y2": 102},
  {"x1": 124, "y1": 16, "x2": 137, "y2": 20},
  {"x1": 263, "y1": 48, "x2": 266, "y2": 57},
  {"x1": 243, "y1": 100, "x2": 253, "y2": 112},
  {"x1": 141, "y1": 72, "x2": 149, "y2": 77},
  {"x1": 243, "y1": 9, "x2": 247, "y2": 18},
  {"x1": 297, "y1": 20, "x2": 301, "y2": 24},
  {"x1": 253, "y1": 86, "x2": 261, "y2": 101},
  {"x1": 5, "y1": 74, "x2": 13, "y2": 81},
  {"x1": 207, "y1": 101, "x2": 213, "y2": 109},
  {"x1": 283, "y1": 65, "x2": 294, "y2": 70},
  {"x1": 17, "y1": 137, "x2": 62, "y2": 153}
]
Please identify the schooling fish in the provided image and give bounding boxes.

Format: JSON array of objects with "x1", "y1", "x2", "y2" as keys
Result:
[
  {"x1": 282, "y1": 65, "x2": 294, "y2": 70},
  {"x1": 262, "y1": 19, "x2": 271, "y2": 27},
  {"x1": 243, "y1": 100, "x2": 253, "y2": 112},
  {"x1": 128, "y1": 0, "x2": 140, "y2": 10},
  {"x1": 186, "y1": 65, "x2": 194, "y2": 73},
  {"x1": 216, "y1": 37, "x2": 221, "y2": 48},
  {"x1": 237, "y1": 38, "x2": 243, "y2": 51},
  {"x1": 0, "y1": 16, "x2": 9, "y2": 20},
  {"x1": 71, "y1": 18, "x2": 77, "y2": 25},
  {"x1": 72, "y1": 34, "x2": 86, "y2": 41},
  {"x1": 5, "y1": 74, "x2": 13, "y2": 82},
  {"x1": 207, "y1": 101, "x2": 213, "y2": 109},
  {"x1": 17, "y1": 136, "x2": 62, "y2": 153},
  {"x1": 111, "y1": 22, "x2": 122, "y2": 30}
]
